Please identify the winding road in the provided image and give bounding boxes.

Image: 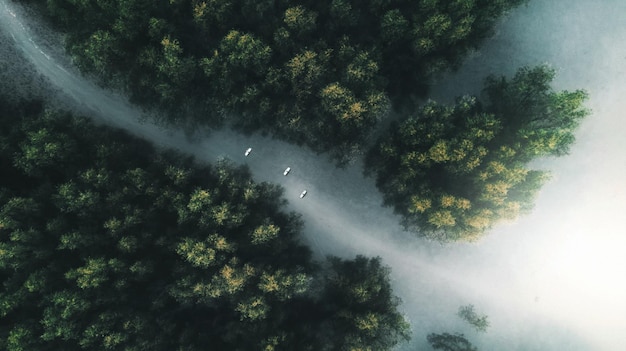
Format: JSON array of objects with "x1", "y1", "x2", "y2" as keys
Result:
[{"x1": 2, "y1": 1, "x2": 626, "y2": 350}]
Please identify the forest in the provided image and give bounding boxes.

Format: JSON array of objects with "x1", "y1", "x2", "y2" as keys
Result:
[
  {"x1": 0, "y1": 96, "x2": 410, "y2": 350},
  {"x1": 0, "y1": 0, "x2": 589, "y2": 351},
  {"x1": 20, "y1": 0, "x2": 590, "y2": 242},
  {"x1": 23, "y1": 0, "x2": 526, "y2": 163},
  {"x1": 1, "y1": 0, "x2": 594, "y2": 348}
]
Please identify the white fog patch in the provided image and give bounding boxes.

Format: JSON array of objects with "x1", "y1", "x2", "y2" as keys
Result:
[
  {"x1": 1, "y1": 0, "x2": 625, "y2": 349},
  {"x1": 430, "y1": 0, "x2": 626, "y2": 349}
]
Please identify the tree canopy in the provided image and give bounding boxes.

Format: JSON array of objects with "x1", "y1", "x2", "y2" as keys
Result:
[
  {"x1": 457, "y1": 305, "x2": 489, "y2": 332},
  {"x1": 427, "y1": 333, "x2": 478, "y2": 351},
  {"x1": 0, "y1": 96, "x2": 410, "y2": 350},
  {"x1": 366, "y1": 65, "x2": 589, "y2": 241},
  {"x1": 26, "y1": 0, "x2": 525, "y2": 163}
]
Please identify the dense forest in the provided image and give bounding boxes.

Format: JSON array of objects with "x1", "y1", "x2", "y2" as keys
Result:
[
  {"x1": 23, "y1": 0, "x2": 526, "y2": 163},
  {"x1": 0, "y1": 96, "x2": 410, "y2": 350},
  {"x1": 0, "y1": 0, "x2": 594, "y2": 348},
  {"x1": 366, "y1": 66, "x2": 588, "y2": 241},
  {"x1": 14, "y1": 0, "x2": 590, "y2": 241}
]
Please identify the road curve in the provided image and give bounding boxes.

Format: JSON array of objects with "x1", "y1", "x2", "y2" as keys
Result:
[
  {"x1": 3, "y1": 1, "x2": 620, "y2": 350},
  {"x1": 0, "y1": 0, "x2": 519, "y2": 341},
  {"x1": 6, "y1": 0, "x2": 474, "y2": 262}
]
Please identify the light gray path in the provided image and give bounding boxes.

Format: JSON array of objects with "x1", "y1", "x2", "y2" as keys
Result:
[{"x1": 1, "y1": 1, "x2": 625, "y2": 349}]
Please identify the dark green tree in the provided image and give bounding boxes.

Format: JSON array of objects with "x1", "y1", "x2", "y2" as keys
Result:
[
  {"x1": 0, "y1": 96, "x2": 411, "y2": 351},
  {"x1": 366, "y1": 66, "x2": 588, "y2": 241},
  {"x1": 320, "y1": 255, "x2": 411, "y2": 351},
  {"x1": 427, "y1": 332, "x2": 478, "y2": 351},
  {"x1": 457, "y1": 305, "x2": 489, "y2": 332},
  {"x1": 484, "y1": 65, "x2": 589, "y2": 160},
  {"x1": 28, "y1": 0, "x2": 526, "y2": 163}
]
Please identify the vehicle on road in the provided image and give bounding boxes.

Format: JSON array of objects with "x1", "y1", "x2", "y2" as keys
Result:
[
  {"x1": 300, "y1": 190, "x2": 307, "y2": 198},
  {"x1": 244, "y1": 147, "x2": 252, "y2": 156},
  {"x1": 283, "y1": 167, "x2": 291, "y2": 176}
]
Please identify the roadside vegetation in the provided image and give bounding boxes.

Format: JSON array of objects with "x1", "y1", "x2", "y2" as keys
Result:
[
  {"x1": 15, "y1": 0, "x2": 591, "y2": 241},
  {"x1": 1, "y1": 1, "x2": 594, "y2": 349},
  {"x1": 0, "y1": 96, "x2": 410, "y2": 350},
  {"x1": 23, "y1": 0, "x2": 525, "y2": 163}
]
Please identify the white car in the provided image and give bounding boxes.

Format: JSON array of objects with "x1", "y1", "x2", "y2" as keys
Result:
[
  {"x1": 244, "y1": 147, "x2": 252, "y2": 156},
  {"x1": 283, "y1": 167, "x2": 291, "y2": 176},
  {"x1": 299, "y1": 190, "x2": 307, "y2": 199}
]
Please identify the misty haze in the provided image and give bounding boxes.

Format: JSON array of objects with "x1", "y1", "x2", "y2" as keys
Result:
[{"x1": 1, "y1": 0, "x2": 625, "y2": 350}]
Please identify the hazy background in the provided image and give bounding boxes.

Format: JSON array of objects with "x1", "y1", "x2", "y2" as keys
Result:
[
  {"x1": 424, "y1": 1, "x2": 626, "y2": 349},
  {"x1": 1, "y1": 0, "x2": 625, "y2": 349}
]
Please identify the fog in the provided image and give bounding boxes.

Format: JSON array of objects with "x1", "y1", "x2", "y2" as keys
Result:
[{"x1": 1, "y1": 0, "x2": 625, "y2": 350}]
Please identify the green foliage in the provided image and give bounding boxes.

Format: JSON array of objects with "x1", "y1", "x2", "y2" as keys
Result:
[
  {"x1": 427, "y1": 332, "x2": 478, "y2": 351},
  {"x1": 320, "y1": 256, "x2": 411, "y2": 351},
  {"x1": 31, "y1": 0, "x2": 525, "y2": 163},
  {"x1": 14, "y1": 125, "x2": 76, "y2": 177},
  {"x1": 457, "y1": 305, "x2": 489, "y2": 332},
  {"x1": 366, "y1": 66, "x2": 588, "y2": 241},
  {"x1": 209, "y1": 30, "x2": 272, "y2": 78},
  {"x1": 483, "y1": 65, "x2": 589, "y2": 160},
  {"x1": 284, "y1": 6, "x2": 318, "y2": 35},
  {"x1": 381, "y1": 9, "x2": 410, "y2": 42},
  {"x1": 0, "y1": 96, "x2": 410, "y2": 351}
]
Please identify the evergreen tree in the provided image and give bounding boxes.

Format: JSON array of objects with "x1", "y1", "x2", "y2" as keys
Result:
[
  {"x1": 0, "y1": 96, "x2": 410, "y2": 350},
  {"x1": 366, "y1": 66, "x2": 588, "y2": 241},
  {"x1": 26, "y1": 0, "x2": 525, "y2": 163}
]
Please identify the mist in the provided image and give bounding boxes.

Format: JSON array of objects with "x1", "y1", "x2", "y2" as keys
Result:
[
  {"x1": 2, "y1": 0, "x2": 626, "y2": 350},
  {"x1": 426, "y1": 1, "x2": 626, "y2": 349}
]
